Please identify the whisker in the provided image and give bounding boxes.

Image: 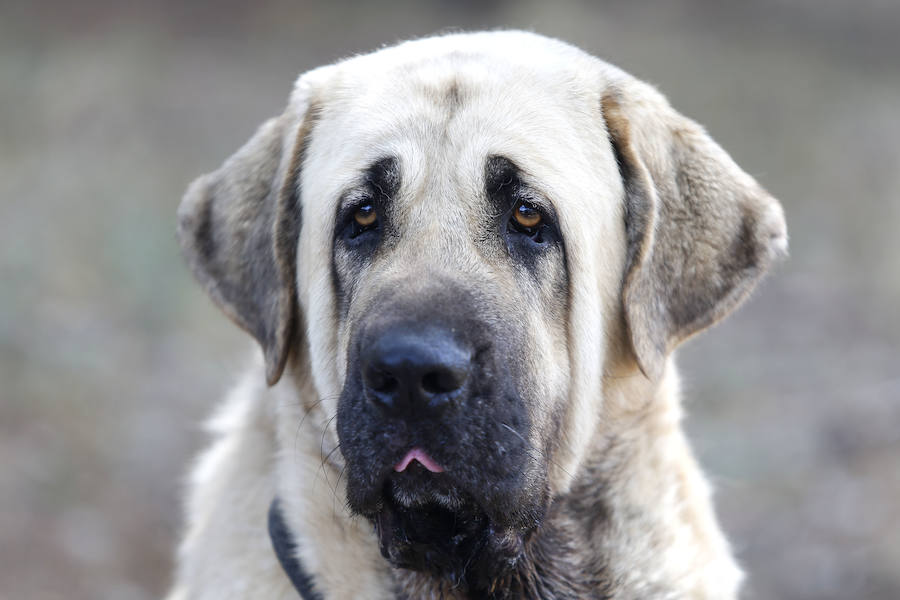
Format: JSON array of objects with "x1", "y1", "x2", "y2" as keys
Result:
[
  {"x1": 331, "y1": 463, "x2": 348, "y2": 524},
  {"x1": 601, "y1": 370, "x2": 643, "y2": 381},
  {"x1": 311, "y1": 413, "x2": 339, "y2": 493},
  {"x1": 292, "y1": 393, "x2": 340, "y2": 461}
]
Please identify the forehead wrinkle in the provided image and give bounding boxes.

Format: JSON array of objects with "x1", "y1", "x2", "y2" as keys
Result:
[
  {"x1": 388, "y1": 106, "x2": 480, "y2": 208},
  {"x1": 373, "y1": 154, "x2": 489, "y2": 280},
  {"x1": 402, "y1": 170, "x2": 472, "y2": 251}
]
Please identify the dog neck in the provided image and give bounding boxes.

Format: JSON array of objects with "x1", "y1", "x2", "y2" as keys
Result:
[{"x1": 559, "y1": 363, "x2": 741, "y2": 598}]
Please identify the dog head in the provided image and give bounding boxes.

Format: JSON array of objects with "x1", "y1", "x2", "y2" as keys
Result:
[{"x1": 177, "y1": 31, "x2": 786, "y2": 589}]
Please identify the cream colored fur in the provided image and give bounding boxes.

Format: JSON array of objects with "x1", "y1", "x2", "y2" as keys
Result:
[{"x1": 169, "y1": 30, "x2": 786, "y2": 599}]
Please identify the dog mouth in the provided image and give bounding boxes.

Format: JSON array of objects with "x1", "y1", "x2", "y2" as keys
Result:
[
  {"x1": 337, "y1": 376, "x2": 546, "y2": 584},
  {"x1": 383, "y1": 449, "x2": 466, "y2": 512},
  {"x1": 373, "y1": 461, "x2": 525, "y2": 579}
]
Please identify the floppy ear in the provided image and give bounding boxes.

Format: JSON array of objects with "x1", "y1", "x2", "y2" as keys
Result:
[
  {"x1": 177, "y1": 105, "x2": 317, "y2": 386},
  {"x1": 602, "y1": 78, "x2": 787, "y2": 380}
]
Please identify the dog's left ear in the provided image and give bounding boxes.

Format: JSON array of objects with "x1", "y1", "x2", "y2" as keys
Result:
[
  {"x1": 602, "y1": 78, "x2": 787, "y2": 380},
  {"x1": 177, "y1": 102, "x2": 318, "y2": 386}
]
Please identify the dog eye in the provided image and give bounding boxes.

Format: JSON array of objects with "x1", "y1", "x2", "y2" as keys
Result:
[
  {"x1": 510, "y1": 201, "x2": 543, "y2": 231},
  {"x1": 354, "y1": 204, "x2": 378, "y2": 228},
  {"x1": 344, "y1": 201, "x2": 381, "y2": 243}
]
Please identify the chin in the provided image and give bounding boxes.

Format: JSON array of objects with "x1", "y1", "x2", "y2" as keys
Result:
[{"x1": 363, "y1": 461, "x2": 542, "y2": 586}]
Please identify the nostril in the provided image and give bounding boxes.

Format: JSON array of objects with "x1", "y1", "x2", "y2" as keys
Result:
[
  {"x1": 375, "y1": 374, "x2": 399, "y2": 394},
  {"x1": 421, "y1": 368, "x2": 466, "y2": 395},
  {"x1": 364, "y1": 366, "x2": 399, "y2": 394}
]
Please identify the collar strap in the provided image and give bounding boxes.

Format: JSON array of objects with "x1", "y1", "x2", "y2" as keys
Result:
[{"x1": 268, "y1": 498, "x2": 323, "y2": 600}]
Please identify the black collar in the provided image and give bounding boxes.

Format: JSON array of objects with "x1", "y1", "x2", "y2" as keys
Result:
[{"x1": 268, "y1": 498, "x2": 323, "y2": 600}]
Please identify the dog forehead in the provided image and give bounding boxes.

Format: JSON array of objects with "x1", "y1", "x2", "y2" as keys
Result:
[{"x1": 299, "y1": 32, "x2": 617, "y2": 211}]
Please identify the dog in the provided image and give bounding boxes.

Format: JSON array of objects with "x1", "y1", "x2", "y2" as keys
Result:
[{"x1": 168, "y1": 31, "x2": 787, "y2": 599}]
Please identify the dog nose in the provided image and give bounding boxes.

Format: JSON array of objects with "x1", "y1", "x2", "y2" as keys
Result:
[{"x1": 361, "y1": 327, "x2": 471, "y2": 415}]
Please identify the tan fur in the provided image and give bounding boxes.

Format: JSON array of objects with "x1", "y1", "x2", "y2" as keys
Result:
[{"x1": 170, "y1": 31, "x2": 786, "y2": 599}]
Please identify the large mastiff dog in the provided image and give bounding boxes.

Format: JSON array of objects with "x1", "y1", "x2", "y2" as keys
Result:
[{"x1": 169, "y1": 31, "x2": 786, "y2": 599}]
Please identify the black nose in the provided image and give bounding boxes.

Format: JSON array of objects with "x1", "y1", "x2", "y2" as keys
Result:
[{"x1": 361, "y1": 326, "x2": 471, "y2": 416}]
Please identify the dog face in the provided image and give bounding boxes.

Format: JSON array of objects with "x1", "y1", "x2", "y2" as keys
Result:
[
  {"x1": 331, "y1": 153, "x2": 570, "y2": 575},
  {"x1": 303, "y1": 56, "x2": 606, "y2": 577},
  {"x1": 177, "y1": 31, "x2": 786, "y2": 589}
]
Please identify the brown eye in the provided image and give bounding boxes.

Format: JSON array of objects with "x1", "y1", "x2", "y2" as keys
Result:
[
  {"x1": 354, "y1": 204, "x2": 377, "y2": 227},
  {"x1": 512, "y1": 202, "x2": 542, "y2": 229}
]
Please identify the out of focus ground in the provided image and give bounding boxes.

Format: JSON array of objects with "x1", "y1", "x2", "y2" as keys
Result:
[{"x1": 1, "y1": 1, "x2": 898, "y2": 599}]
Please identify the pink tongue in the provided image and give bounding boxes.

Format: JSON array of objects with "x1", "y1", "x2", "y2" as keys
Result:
[{"x1": 394, "y1": 448, "x2": 444, "y2": 473}]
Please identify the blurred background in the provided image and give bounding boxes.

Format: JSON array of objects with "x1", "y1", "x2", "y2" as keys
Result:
[{"x1": 1, "y1": 1, "x2": 898, "y2": 598}]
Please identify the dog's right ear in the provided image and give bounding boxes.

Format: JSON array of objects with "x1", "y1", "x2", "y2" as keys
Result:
[{"x1": 177, "y1": 102, "x2": 318, "y2": 386}]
